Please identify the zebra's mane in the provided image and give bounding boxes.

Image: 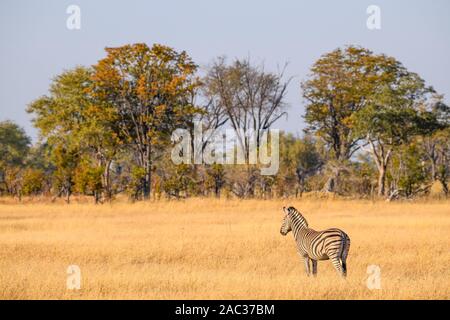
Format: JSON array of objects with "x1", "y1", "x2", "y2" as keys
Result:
[{"x1": 288, "y1": 207, "x2": 309, "y2": 228}]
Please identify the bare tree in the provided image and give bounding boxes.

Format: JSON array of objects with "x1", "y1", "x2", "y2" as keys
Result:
[{"x1": 203, "y1": 57, "x2": 290, "y2": 196}]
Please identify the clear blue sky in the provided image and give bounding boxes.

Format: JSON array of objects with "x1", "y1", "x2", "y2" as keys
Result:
[{"x1": 1, "y1": 0, "x2": 449, "y2": 141}]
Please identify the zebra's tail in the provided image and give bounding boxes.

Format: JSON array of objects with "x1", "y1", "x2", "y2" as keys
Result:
[{"x1": 339, "y1": 232, "x2": 350, "y2": 276}]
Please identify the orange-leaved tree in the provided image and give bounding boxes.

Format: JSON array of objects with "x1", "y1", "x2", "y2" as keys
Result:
[{"x1": 90, "y1": 43, "x2": 202, "y2": 199}]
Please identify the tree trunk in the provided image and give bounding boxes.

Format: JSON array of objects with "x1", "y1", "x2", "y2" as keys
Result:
[
  {"x1": 214, "y1": 181, "x2": 220, "y2": 198},
  {"x1": 103, "y1": 160, "x2": 112, "y2": 201},
  {"x1": 143, "y1": 145, "x2": 152, "y2": 200},
  {"x1": 322, "y1": 175, "x2": 336, "y2": 193},
  {"x1": 367, "y1": 139, "x2": 392, "y2": 198},
  {"x1": 323, "y1": 167, "x2": 340, "y2": 193},
  {"x1": 296, "y1": 175, "x2": 305, "y2": 197},
  {"x1": 430, "y1": 162, "x2": 437, "y2": 181},
  {"x1": 377, "y1": 165, "x2": 387, "y2": 196},
  {"x1": 245, "y1": 165, "x2": 256, "y2": 198},
  {"x1": 66, "y1": 187, "x2": 71, "y2": 204}
]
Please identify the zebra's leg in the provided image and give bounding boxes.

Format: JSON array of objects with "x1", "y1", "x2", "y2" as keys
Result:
[
  {"x1": 311, "y1": 259, "x2": 318, "y2": 277},
  {"x1": 330, "y1": 254, "x2": 345, "y2": 278},
  {"x1": 341, "y1": 259, "x2": 347, "y2": 277},
  {"x1": 302, "y1": 256, "x2": 311, "y2": 276}
]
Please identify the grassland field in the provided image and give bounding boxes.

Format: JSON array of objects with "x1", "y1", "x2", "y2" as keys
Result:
[{"x1": 0, "y1": 198, "x2": 449, "y2": 299}]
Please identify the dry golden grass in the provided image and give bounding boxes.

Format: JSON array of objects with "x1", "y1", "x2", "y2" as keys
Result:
[{"x1": 0, "y1": 198, "x2": 449, "y2": 300}]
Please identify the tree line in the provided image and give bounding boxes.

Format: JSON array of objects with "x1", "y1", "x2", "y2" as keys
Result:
[{"x1": 0, "y1": 44, "x2": 449, "y2": 202}]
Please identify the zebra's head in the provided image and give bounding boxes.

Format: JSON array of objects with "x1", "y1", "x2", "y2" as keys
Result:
[{"x1": 280, "y1": 206, "x2": 294, "y2": 235}]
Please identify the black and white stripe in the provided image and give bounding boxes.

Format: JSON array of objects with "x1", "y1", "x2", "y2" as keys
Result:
[{"x1": 280, "y1": 206, "x2": 350, "y2": 277}]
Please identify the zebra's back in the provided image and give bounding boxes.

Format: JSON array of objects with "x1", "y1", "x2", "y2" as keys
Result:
[{"x1": 295, "y1": 227, "x2": 349, "y2": 261}]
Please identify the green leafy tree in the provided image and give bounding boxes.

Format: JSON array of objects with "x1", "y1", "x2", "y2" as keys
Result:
[
  {"x1": 390, "y1": 143, "x2": 429, "y2": 198},
  {"x1": 276, "y1": 132, "x2": 322, "y2": 197},
  {"x1": 22, "y1": 168, "x2": 46, "y2": 196},
  {"x1": 25, "y1": 143, "x2": 56, "y2": 195},
  {"x1": 162, "y1": 164, "x2": 195, "y2": 199},
  {"x1": 49, "y1": 143, "x2": 79, "y2": 203},
  {"x1": 0, "y1": 121, "x2": 30, "y2": 167},
  {"x1": 74, "y1": 158, "x2": 104, "y2": 203},
  {"x1": 421, "y1": 100, "x2": 450, "y2": 196},
  {"x1": 27, "y1": 66, "x2": 121, "y2": 201},
  {"x1": 352, "y1": 89, "x2": 439, "y2": 197},
  {"x1": 127, "y1": 166, "x2": 146, "y2": 201},
  {"x1": 302, "y1": 46, "x2": 425, "y2": 193},
  {"x1": 0, "y1": 121, "x2": 31, "y2": 196}
]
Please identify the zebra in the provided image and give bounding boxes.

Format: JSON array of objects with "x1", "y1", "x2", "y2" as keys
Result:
[{"x1": 280, "y1": 206, "x2": 350, "y2": 278}]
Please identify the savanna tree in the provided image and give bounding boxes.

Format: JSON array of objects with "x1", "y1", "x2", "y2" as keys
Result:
[
  {"x1": 352, "y1": 73, "x2": 439, "y2": 196},
  {"x1": 90, "y1": 43, "x2": 202, "y2": 199},
  {"x1": 28, "y1": 66, "x2": 121, "y2": 202},
  {"x1": 302, "y1": 46, "x2": 439, "y2": 194},
  {"x1": 277, "y1": 132, "x2": 322, "y2": 197},
  {"x1": 420, "y1": 99, "x2": 450, "y2": 195},
  {"x1": 0, "y1": 121, "x2": 30, "y2": 196},
  {"x1": 204, "y1": 57, "x2": 290, "y2": 196}
]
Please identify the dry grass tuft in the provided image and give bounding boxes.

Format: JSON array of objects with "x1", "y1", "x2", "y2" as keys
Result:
[{"x1": 0, "y1": 198, "x2": 449, "y2": 299}]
